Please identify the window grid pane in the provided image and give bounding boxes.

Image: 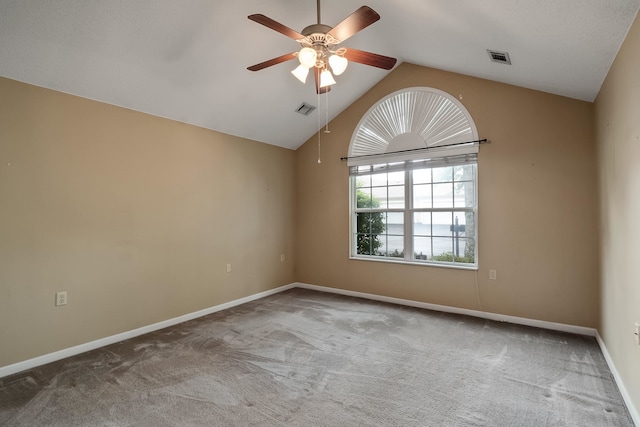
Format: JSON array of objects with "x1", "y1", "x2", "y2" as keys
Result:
[
  {"x1": 352, "y1": 161, "x2": 477, "y2": 266},
  {"x1": 384, "y1": 212, "x2": 404, "y2": 258}
]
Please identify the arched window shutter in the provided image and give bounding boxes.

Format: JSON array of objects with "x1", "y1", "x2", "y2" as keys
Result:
[{"x1": 348, "y1": 88, "x2": 478, "y2": 167}]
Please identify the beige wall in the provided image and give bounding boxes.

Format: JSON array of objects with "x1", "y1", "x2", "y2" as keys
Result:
[
  {"x1": 0, "y1": 77, "x2": 296, "y2": 367},
  {"x1": 595, "y1": 12, "x2": 640, "y2": 415},
  {"x1": 296, "y1": 63, "x2": 599, "y2": 328}
]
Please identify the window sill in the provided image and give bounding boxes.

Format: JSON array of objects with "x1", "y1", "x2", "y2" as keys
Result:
[{"x1": 349, "y1": 255, "x2": 478, "y2": 271}]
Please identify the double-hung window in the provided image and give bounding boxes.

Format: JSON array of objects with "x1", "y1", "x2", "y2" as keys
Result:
[
  {"x1": 347, "y1": 87, "x2": 479, "y2": 268},
  {"x1": 350, "y1": 154, "x2": 477, "y2": 267}
]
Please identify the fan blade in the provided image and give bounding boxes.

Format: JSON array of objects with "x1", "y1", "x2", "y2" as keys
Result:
[
  {"x1": 314, "y1": 67, "x2": 331, "y2": 94},
  {"x1": 247, "y1": 52, "x2": 297, "y2": 71},
  {"x1": 248, "y1": 14, "x2": 305, "y2": 40},
  {"x1": 327, "y1": 6, "x2": 380, "y2": 43},
  {"x1": 343, "y1": 48, "x2": 397, "y2": 70}
]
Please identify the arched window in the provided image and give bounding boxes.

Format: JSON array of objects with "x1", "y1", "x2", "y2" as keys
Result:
[{"x1": 348, "y1": 87, "x2": 479, "y2": 267}]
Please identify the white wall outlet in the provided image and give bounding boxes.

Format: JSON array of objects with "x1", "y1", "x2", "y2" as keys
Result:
[
  {"x1": 489, "y1": 269, "x2": 497, "y2": 280},
  {"x1": 226, "y1": 263, "x2": 231, "y2": 273},
  {"x1": 635, "y1": 322, "x2": 639, "y2": 345},
  {"x1": 280, "y1": 254, "x2": 285, "y2": 262},
  {"x1": 55, "y1": 291, "x2": 68, "y2": 306}
]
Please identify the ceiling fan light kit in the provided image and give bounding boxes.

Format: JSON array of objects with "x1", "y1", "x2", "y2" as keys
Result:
[
  {"x1": 248, "y1": 0, "x2": 397, "y2": 94},
  {"x1": 293, "y1": 43, "x2": 347, "y2": 88}
]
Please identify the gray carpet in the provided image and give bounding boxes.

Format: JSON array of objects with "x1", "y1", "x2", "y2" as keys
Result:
[{"x1": 0, "y1": 288, "x2": 633, "y2": 426}]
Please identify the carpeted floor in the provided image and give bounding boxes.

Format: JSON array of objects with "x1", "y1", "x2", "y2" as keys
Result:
[{"x1": 0, "y1": 288, "x2": 634, "y2": 426}]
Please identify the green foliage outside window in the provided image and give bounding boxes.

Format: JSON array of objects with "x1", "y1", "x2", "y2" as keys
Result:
[
  {"x1": 432, "y1": 252, "x2": 475, "y2": 263},
  {"x1": 356, "y1": 188, "x2": 385, "y2": 255}
]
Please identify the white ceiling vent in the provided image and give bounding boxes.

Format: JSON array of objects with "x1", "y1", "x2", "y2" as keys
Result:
[
  {"x1": 487, "y1": 50, "x2": 511, "y2": 65},
  {"x1": 295, "y1": 102, "x2": 316, "y2": 116}
]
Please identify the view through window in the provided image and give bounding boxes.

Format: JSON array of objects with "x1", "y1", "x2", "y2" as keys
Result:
[{"x1": 352, "y1": 158, "x2": 477, "y2": 266}]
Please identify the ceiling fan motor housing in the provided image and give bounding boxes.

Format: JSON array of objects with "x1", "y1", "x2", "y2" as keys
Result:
[{"x1": 301, "y1": 24, "x2": 333, "y2": 38}]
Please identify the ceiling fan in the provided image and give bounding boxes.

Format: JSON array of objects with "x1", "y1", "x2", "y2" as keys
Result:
[{"x1": 247, "y1": 0, "x2": 397, "y2": 94}]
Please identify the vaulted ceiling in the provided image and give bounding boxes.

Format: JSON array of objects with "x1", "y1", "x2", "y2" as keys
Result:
[{"x1": 1, "y1": 0, "x2": 638, "y2": 150}]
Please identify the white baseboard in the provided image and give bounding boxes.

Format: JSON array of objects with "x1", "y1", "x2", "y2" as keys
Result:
[
  {"x1": 596, "y1": 332, "x2": 640, "y2": 426},
  {"x1": 294, "y1": 282, "x2": 597, "y2": 337},
  {"x1": 0, "y1": 283, "x2": 297, "y2": 379}
]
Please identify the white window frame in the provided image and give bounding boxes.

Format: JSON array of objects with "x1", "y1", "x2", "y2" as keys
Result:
[
  {"x1": 347, "y1": 87, "x2": 479, "y2": 269},
  {"x1": 350, "y1": 156, "x2": 478, "y2": 269}
]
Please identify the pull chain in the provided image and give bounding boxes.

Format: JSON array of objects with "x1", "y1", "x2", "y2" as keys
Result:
[
  {"x1": 317, "y1": 91, "x2": 321, "y2": 164},
  {"x1": 324, "y1": 89, "x2": 330, "y2": 134},
  {"x1": 316, "y1": 88, "x2": 332, "y2": 164}
]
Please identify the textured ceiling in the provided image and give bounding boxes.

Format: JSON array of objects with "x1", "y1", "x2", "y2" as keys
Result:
[{"x1": 0, "y1": 0, "x2": 638, "y2": 150}]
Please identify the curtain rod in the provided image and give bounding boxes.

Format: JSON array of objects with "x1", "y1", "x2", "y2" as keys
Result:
[{"x1": 340, "y1": 139, "x2": 488, "y2": 161}]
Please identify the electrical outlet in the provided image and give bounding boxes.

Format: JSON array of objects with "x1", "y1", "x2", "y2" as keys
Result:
[
  {"x1": 280, "y1": 254, "x2": 285, "y2": 262},
  {"x1": 226, "y1": 263, "x2": 231, "y2": 273},
  {"x1": 55, "y1": 291, "x2": 68, "y2": 306},
  {"x1": 489, "y1": 269, "x2": 497, "y2": 280},
  {"x1": 635, "y1": 322, "x2": 639, "y2": 345}
]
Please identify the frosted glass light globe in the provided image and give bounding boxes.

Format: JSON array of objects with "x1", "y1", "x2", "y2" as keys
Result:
[
  {"x1": 298, "y1": 47, "x2": 317, "y2": 68},
  {"x1": 291, "y1": 64, "x2": 309, "y2": 83},
  {"x1": 319, "y1": 69, "x2": 336, "y2": 88},
  {"x1": 329, "y1": 54, "x2": 348, "y2": 75}
]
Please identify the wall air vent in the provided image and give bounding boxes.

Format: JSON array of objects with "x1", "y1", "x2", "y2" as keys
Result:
[
  {"x1": 487, "y1": 50, "x2": 512, "y2": 65},
  {"x1": 295, "y1": 102, "x2": 316, "y2": 116}
]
